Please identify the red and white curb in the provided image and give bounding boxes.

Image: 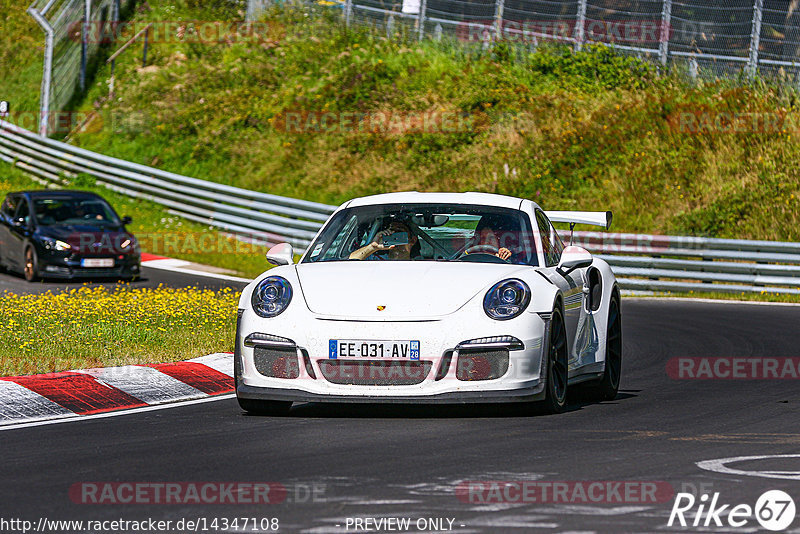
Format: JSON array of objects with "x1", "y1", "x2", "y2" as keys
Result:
[{"x1": 0, "y1": 353, "x2": 234, "y2": 427}]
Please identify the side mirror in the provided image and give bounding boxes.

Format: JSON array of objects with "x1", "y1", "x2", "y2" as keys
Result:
[
  {"x1": 121, "y1": 216, "x2": 132, "y2": 225},
  {"x1": 266, "y1": 243, "x2": 294, "y2": 266},
  {"x1": 12, "y1": 217, "x2": 24, "y2": 228},
  {"x1": 557, "y1": 245, "x2": 593, "y2": 275}
]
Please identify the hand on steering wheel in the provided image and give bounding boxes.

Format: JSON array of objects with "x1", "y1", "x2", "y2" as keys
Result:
[{"x1": 461, "y1": 244, "x2": 512, "y2": 261}]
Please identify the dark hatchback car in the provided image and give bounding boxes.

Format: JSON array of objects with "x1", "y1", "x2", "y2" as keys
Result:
[{"x1": 0, "y1": 190, "x2": 140, "y2": 281}]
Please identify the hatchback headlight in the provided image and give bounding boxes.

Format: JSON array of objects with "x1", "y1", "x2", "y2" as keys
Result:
[
  {"x1": 251, "y1": 276, "x2": 293, "y2": 318},
  {"x1": 42, "y1": 237, "x2": 71, "y2": 251},
  {"x1": 483, "y1": 279, "x2": 530, "y2": 320}
]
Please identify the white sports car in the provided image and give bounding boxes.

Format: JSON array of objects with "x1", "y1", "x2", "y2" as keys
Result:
[{"x1": 235, "y1": 192, "x2": 621, "y2": 414}]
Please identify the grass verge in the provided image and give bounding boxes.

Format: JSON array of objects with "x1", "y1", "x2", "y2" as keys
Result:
[{"x1": 0, "y1": 284, "x2": 239, "y2": 376}]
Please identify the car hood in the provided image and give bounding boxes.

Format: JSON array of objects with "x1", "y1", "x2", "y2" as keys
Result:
[{"x1": 295, "y1": 261, "x2": 529, "y2": 319}]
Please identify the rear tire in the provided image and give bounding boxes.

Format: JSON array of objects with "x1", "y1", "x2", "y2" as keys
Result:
[
  {"x1": 24, "y1": 247, "x2": 38, "y2": 282},
  {"x1": 540, "y1": 306, "x2": 569, "y2": 414},
  {"x1": 237, "y1": 397, "x2": 292, "y2": 416},
  {"x1": 585, "y1": 294, "x2": 622, "y2": 401}
]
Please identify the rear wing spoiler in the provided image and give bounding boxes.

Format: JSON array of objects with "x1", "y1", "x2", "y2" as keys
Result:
[{"x1": 544, "y1": 211, "x2": 613, "y2": 230}]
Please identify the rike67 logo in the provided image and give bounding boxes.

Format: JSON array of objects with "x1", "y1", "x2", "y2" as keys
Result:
[{"x1": 668, "y1": 490, "x2": 796, "y2": 531}]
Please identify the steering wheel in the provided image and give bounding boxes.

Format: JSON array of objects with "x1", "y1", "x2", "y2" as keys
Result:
[
  {"x1": 463, "y1": 244, "x2": 500, "y2": 256},
  {"x1": 454, "y1": 244, "x2": 512, "y2": 264}
]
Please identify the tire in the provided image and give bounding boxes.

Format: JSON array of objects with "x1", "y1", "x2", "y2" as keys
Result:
[
  {"x1": 237, "y1": 397, "x2": 292, "y2": 416},
  {"x1": 23, "y1": 246, "x2": 38, "y2": 282},
  {"x1": 585, "y1": 294, "x2": 622, "y2": 401},
  {"x1": 540, "y1": 306, "x2": 569, "y2": 414}
]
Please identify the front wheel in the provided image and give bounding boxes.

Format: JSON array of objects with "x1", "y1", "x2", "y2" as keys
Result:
[
  {"x1": 237, "y1": 397, "x2": 292, "y2": 416},
  {"x1": 24, "y1": 247, "x2": 38, "y2": 282},
  {"x1": 540, "y1": 306, "x2": 569, "y2": 414}
]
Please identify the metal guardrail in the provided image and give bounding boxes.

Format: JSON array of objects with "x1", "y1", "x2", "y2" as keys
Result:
[
  {"x1": 0, "y1": 121, "x2": 335, "y2": 251},
  {"x1": 1, "y1": 121, "x2": 799, "y2": 295}
]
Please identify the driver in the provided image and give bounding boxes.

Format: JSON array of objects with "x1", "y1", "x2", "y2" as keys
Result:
[
  {"x1": 467, "y1": 215, "x2": 513, "y2": 260},
  {"x1": 349, "y1": 221, "x2": 419, "y2": 261}
]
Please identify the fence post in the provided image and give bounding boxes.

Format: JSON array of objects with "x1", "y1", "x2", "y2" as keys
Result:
[
  {"x1": 28, "y1": 8, "x2": 54, "y2": 137},
  {"x1": 747, "y1": 0, "x2": 764, "y2": 78},
  {"x1": 494, "y1": 0, "x2": 505, "y2": 42},
  {"x1": 80, "y1": 0, "x2": 90, "y2": 91},
  {"x1": 142, "y1": 26, "x2": 149, "y2": 66},
  {"x1": 574, "y1": 0, "x2": 587, "y2": 51},
  {"x1": 659, "y1": 0, "x2": 672, "y2": 66},
  {"x1": 418, "y1": 0, "x2": 427, "y2": 41}
]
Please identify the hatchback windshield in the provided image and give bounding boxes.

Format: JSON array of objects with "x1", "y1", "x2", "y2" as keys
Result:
[
  {"x1": 33, "y1": 197, "x2": 120, "y2": 227},
  {"x1": 303, "y1": 203, "x2": 538, "y2": 265}
]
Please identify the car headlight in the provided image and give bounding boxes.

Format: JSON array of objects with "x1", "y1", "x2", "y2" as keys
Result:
[
  {"x1": 42, "y1": 237, "x2": 71, "y2": 251},
  {"x1": 483, "y1": 279, "x2": 530, "y2": 320},
  {"x1": 251, "y1": 276, "x2": 293, "y2": 318}
]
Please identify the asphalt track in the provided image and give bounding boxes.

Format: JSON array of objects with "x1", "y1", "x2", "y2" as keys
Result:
[
  {"x1": 0, "y1": 264, "x2": 247, "y2": 294},
  {"x1": 2, "y1": 299, "x2": 800, "y2": 532}
]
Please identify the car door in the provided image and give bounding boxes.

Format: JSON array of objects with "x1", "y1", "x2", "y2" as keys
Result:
[
  {"x1": 534, "y1": 210, "x2": 586, "y2": 369},
  {"x1": 7, "y1": 197, "x2": 33, "y2": 271},
  {"x1": 0, "y1": 195, "x2": 19, "y2": 268}
]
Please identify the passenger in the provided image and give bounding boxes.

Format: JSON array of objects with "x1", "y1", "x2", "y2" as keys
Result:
[{"x1": 349, "y1": 221, "x2": 419, "y2": 260}]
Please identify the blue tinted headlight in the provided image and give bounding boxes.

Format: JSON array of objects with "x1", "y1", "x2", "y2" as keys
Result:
[
  {"x1": 252, "y1": 276, "x2": 293, "y2": 318},
  {"x1": 484, "y1": 279, "x2": 530, "y2": 320}
]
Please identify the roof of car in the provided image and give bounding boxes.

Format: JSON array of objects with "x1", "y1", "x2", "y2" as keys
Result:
[
  {"x1": 345, "y1": 191, "x2": 529, "y2": 210},
  {"x1": 12, "y1": 190, "x2": 103, "y2": 199}
]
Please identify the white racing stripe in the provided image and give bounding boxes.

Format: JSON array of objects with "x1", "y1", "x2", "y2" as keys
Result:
[
  {"x1": 697, "y1": 454, "x2": 800, "y2": 480},
  {"x1": 142, "y1": 259, "x2": 251, "y2": 283},
  {"x1": 76, "y1": 365, "x2": 205, "y2": 404}
]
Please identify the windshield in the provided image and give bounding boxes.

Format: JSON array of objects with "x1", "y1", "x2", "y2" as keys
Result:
[
  {"x1": 303, "y1": 203, "x2": 538, "y2": 266},
  {"x1": 33, "y1": 197, "x2": 120, "y2": 227}
]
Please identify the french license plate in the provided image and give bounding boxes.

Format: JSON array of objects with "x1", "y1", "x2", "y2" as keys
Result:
[
  {"x1": 81, "y1": 258, "x2": 114, "y2": 268},
  {"x1": 329, "y1": 339, "x2": 420, "y2": 360}
]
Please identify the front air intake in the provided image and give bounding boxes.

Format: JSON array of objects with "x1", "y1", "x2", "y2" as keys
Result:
[
  {"x1": 253, "y1": 347, "x2": 300, "y2": 379},
  {"x1": 319, "y1": 360, "x2": 432, "y2": 385},
  {"x1": 456, "y1": 350, "x2": 509, "y2": 381}
]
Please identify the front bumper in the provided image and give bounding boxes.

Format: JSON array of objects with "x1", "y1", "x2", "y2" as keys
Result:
[
  {"x1": 38, "y1": 252, "x2": 140, "y2": 279},
  {"x1": 235, "y1": 308, "x2": 550, "y2": 404}
]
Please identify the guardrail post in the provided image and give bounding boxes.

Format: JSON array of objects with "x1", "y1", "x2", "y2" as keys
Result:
[
  {"x1": 574, "y1": 0, "x2": 587, "y2": 51},
  {"x1": 747, "y1": 0, "x2": 764, "y2": 78},
  {"x1": 418, "y1": 0, "x2": 427, "y2": 41},
  {"x1": 659, "y1": 0, "x2": 672, "y2": 66},
  {"x1": 344, "y1": 0, "x2": 353, "y2": 28},
  {"x1": 494, "y1": 0, "x2": 505, "y2": 42}
]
